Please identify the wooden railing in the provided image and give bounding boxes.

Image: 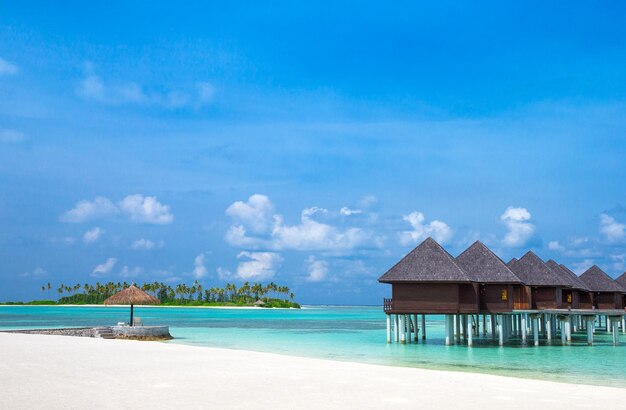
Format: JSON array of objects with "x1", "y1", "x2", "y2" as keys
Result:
[{"x1": 383, "y1": 298, "x2": 393, "y2": 312}]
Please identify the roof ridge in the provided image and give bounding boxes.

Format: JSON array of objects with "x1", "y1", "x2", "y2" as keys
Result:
[{"x1": 379, "y1": 237, "x2": 473, "y2": 283}]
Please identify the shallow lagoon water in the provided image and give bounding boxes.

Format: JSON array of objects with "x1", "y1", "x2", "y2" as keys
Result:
[{"x1": 1, "y1": 305, "x2": 625, "y2": 387}]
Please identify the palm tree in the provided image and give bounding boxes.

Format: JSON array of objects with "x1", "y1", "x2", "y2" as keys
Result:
[{"x1": 252, "y1": 283, "x2": 263, "y2": 300}]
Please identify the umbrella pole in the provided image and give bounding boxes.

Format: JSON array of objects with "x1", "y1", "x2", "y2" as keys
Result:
[{"x1": 130, "y1": 304, "x2": 134, "y2": 327}]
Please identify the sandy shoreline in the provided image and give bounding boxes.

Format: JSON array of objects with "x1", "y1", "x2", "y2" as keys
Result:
[{"x1": 1, "y1": 333, "x2": 624, "y2": 409}]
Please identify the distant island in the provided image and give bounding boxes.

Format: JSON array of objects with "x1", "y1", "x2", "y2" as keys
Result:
[{"x1": 4, "y1": 281, "x2": 300, "y2": 308}]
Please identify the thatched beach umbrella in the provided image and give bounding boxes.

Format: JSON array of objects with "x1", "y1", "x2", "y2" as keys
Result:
[{"x1": 104, "y1": 284, "x2": 160, "y2": 326}]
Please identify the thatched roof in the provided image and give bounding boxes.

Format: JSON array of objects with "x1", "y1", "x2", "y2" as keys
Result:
[
  {"x1": 456, "y1": 241, "x2": 522, "y2": 284},
  {"x1": 379, "y1": 237, "x2": 472, "y2": 283},
  {"x1": 104, "y1": 284, "x2": 160, "y2": 305},
  {"x1": 546, "y1": 260, "x2": 589, "y2": 291},
  {"x1": 253, "y1": 299, "x2": 265, "y2": 306},
  {"x1": 507, "y1": 251, "x2": 569, "y2": 287},
  {"x1": 579, "y1": 265, "x2": 623, "y2": 292},
  {"x1": 615, "y1": 272, "x2": 626, "y2": 292},
  {"x1": 508, "y1": 257, "x2": 518, "y2": 265}
]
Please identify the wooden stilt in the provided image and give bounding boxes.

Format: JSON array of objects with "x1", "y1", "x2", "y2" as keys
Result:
[
  {"x1": 532, "y1": 316, "x2": 539, "y2": 346},
  {"x1": 453, "y1": 315, "x2": 458, "y2": 341},
  {"x1": 482, "y1": 314, "x2": 487, "y2": 336},
  {"x1": 399, "y1": 315, "x2": 406, "y2": 344},
  {"x1": 421, "y1": 314, "x2": 426, "y2": 340},
  {"x1": 491, "y1": 314, "x2": 496, "y2": 340},
  {"x1": 445, "y1": 315, "x2": 452, "y2": 346},
  {"x1": 546, "y1": 314, "x2": 552, "y2": 341},
  {"x1": 394, "y1": 314, "x2": 399, "y2": 342},
  {"x1": 497, "y1": 315, "x2": 504, "y2": 346},
  {"x1": 414, "y1": 314, "x2": 419, "y2": 341},
  {"x1": 612, "y1": 318, "x2": 620, "y2": 346},
  {"x1": 521, "y1": 314, "x2": 527, "y2": 343},
  {"x1": 405, "y1": 315, "x2": 410, "y2": 343},
  {"x1": 386, "y1": 314, "x2": 391, "y2": 343},
  {"x1": 586, "y1": 317, "x2": 594, "y2": 346},
  {"x1": 467, "y1": 315, "x2": 473, "y2": 347}
]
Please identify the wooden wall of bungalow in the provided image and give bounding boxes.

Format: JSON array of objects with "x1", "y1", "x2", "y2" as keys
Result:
[
  {"x1": 530, "y1": 286, "x2": 563, "y2": 309},
  {"x1": 478, "y1": 284, "x2": 531, "y2": 312},
  {"x1": 591, "y1": 292, "x2": 623, "y2": 310},
  {"x1": 559, "y1": 289, "x2": 592, "y2": 309},
  {"x1": 390, "y1": 282, "x2": 479, "y2": 314}
]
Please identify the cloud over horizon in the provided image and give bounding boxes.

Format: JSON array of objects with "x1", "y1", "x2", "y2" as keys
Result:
[
  {"x1": 60, "y1": 195, "x2": 173, "y2": 225},
  {"x1": 91, "y1": 257, "x2": 117, "y2": 277},
  {"x1": 500, "y1": 207, "x2": 536, "y2": 247},
  {"x1": 225, "y1": 194, "x2": 383, "y2": 252},
  {"x1": 398, "y1": 212, "x2": 453, "y2": 246},
  {"x1": 77, "y1": 64, "x2": 215, "y2": 110}
]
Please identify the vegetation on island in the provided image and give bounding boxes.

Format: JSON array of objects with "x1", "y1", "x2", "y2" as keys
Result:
[{"x1": 3, "y1": 281, "x2": 300, "y2": 308}]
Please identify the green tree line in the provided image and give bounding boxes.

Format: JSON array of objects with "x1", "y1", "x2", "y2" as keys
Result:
[{"x1": 30, "y1": 281, "x2": 298, "y2": 308}]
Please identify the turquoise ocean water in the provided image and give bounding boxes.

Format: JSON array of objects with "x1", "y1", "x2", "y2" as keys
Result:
[{"x1": 1, "y1": 305, "x2": 625, "y2": 388}]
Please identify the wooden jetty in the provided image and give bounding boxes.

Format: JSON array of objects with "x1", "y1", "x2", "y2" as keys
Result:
[{"x1": 380, "y1": 238, "x2": 626, "y2": 346}]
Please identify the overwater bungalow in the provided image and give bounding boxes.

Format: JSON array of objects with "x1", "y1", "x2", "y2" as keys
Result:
[
  {"x1": 456, "y1": 241, "x2": 529, "y2": 313},
  {"x1": 558, "y1": 263, "x2": 593, "y2": 309},
  {"x1": 579, "y1": 266, "x2": 624, "y2": 309},
  {"x1": 507, "y1": 252, "x2": 569, "y2": 309},
  {"x1": 545, "y1": 260, "x2": 591, "y2": 309},
  {"x1": 379, "y1": 237, "x2": 478, "y2": 315}
]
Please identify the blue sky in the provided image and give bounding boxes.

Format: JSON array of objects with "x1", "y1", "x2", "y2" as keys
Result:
[{"x1": 1, "y1": 1, "x2": 626, "y2": 303}]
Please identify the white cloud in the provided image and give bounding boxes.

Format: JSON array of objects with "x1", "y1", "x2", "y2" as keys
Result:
[
  {"x1": 197, "y1": 82, "x2": 216, "y2": 104},
  {"x1": 571, "y1": 259, "x2": 594, "y2": 275},
  {"x1": 600, "y1": 213, "x2": 625, "y2": 242},
  {"x1": 20, "y1": 267, "x2": 47, "y2": 278},
  {"x1": 225, "y1": 194, "x2": 275, "y2": 234},
  {"x1": 131, "y1": 238, "x2": 163, "y2": 250},
  {"x1": 500, "y1": 206, "x2": 535, "y2": 247},
  {"x1": 83, "y1": 227, "x2": 103, "y2": 244},
  {"x1": 77, "y1": 64, "x2": 215, "y2": 109},
  {"x1": 358, "y1": 195, "x2": 378, "y2": 208},
  {"x1": 0, "y1": 129, "x2": 26, "y2": 143},
  {"x1": 547, "y1": 237, "x2": 599, "y2": 258},
  {"x1": 49, "y1": 236, "x2": 76, "y2": 246},
  {"x1": 306, "y1": 256, "x2": 328, "y2": 282},
  {"x1": 0, "y1": 57, "x2": 18, "y2": 76},
  {"x1": 193, "y1": 253, "x2": 208, "y2": 279},
  {"x1": 273, "y1": 208, "x2": 378, "y2": 251},
  {"x1": 225, "y1": 194, "x2": 382, "y2": 252},
  {"x1": 119, "y1": 265, "x2": 143, "y2": 278},
  {"x1": 216, "y1": 267, "x2": 233, "y2": 281},
  {"x1": 60, "y1": 195, "x2": 173, "y2": 224},
  {"x1": 340, "y1": 207, "x2": 363, "y2": 216},
  {"x1": 399, "y1": 211, "x2": 453, "y2": 246},
  {"x1": 235, "y1": 251, "x2": 282, "y2": 280},
  {"x1": 118, "y1": 194, "x2": 173, "y2": 224},
  {"x1": 548, "y1": 240, "x2": 565, "y2": 252},
  {"x1": 60, "y1": 196, "x2": 118, "y2": 223},
  {"x1": 91, "y1": 257, "x2": 117, "y2": 277},
  {"x1": 611, "y1": 254, "x2": 626, "y2": 273}
]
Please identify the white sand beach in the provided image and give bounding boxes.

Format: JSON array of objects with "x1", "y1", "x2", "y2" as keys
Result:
[{"x1": 0, "y1": 333, "x2": 623, "y2": 410}]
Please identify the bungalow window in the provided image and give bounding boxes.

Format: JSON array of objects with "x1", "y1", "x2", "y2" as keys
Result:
[{"x1": 501, "y1": 289, "x2": 508, "y2": 301}]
